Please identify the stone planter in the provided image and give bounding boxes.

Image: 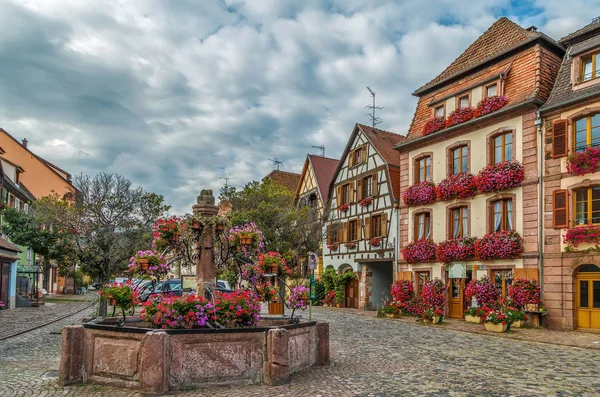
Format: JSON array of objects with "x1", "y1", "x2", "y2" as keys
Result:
[
  {"x1": 432, "y1": 315, "x2": 443, "y2": 324},
  {"x1": 511, "y1": 319, "x2": 524, "y2": 328},
  {"x1": 484, "y1": 322, "x2": 507, "y2": 333},
  {"x1": 464, "y1": 315, "x2": 481, "y2": 324},
  {"x1": 59, "y1": 318, "x2": 330, "y2": 394}
]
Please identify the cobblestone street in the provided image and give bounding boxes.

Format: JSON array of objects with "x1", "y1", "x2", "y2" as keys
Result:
[{"x1": 1, "y1": 305, "x2": 600, "y2": 396}]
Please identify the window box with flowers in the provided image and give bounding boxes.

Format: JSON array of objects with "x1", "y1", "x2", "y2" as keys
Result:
[
  {"x1": 338, "y1": 203, "x2": 350, "y2": 212},
  {"x1": 402, "y1": 181, "x2": 436, "y2": 207},
  {"x1": 402, "y1": 239, "x2": 437, "y2": 263},
  {"x1": 483, "y1": 309, "x2": 508, "y2": 332},
  {"x1": 473, "y1": 95, "x2": 508, "y2": 117},
  {"x1": 345, "y1": 241, "x2": 357, "y2": 249},
  {"x1": 446, "y1": 106, "x2": 475, "y2": 127},
  {"x1": 464, "y1": 277, "x2": 499, "y2": 308},
  {"x1": 563, "y1": 224, "x2": 600, "y2": 249},
  {"x1": 369, "y1": 237, "x2": 382, "y2": 247},
  {"x1": 327, "y1": 243, "x2": 339, "y2": 251},
  {"x1": 358, "y1": 197, "x2": 372, "y2": 207},
  {"x1": 474, "y1": 230, "x2": 523, "y2": 261},
  {"x1": 435, "y1": 173, "x2": 477, "y2": 201},
  {"x1": 566, "y1": 146, "x2": 600, "y2": 176},
  {"x1": 475, "y1": 161, "x2": 524, "y2": 193},
  {"x1": 464, "y1": 307, "x2": 486, "y2": 324},
  {"x1": 436, "y1": 237, "x2": 477, "y2": 263},
  {"x1": 422, "y1": 116, "x2": 446, "y2": 136}
]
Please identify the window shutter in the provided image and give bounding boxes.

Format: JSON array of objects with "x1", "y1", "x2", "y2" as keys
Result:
[
  {"x1": 552, "y1": 120, "x2": 568, "y2": 158},
  {"x1": 326, "y1": 226, "x2": 331, "y2": 244},
  {"x1": 364, "y1": 216, "x2": 371, "y2": 239},
  {"x1": 356, "y1": 221, "x2": 362, "y2": 240},
  {"x1": 348, "y1": 150, "x2": 354, "y2": 167},
  {"x1": 372, "y1": 173, "x2": 379, "y2": 196},
  {"x1": 349, "y1": 181, "x2": 355, "y2": 203},
  {"x1": 553, "y1": 189, "x2": 569, "y2": 229},
  {"x1": 337, "y1": 186, "x2": 343, "y2": 206},
  {"x1": 357, "y1": 179, "x2": 363, "y2": 201},
  {"x1": 526, "y1": 268, "x2": 538, "y2": 281},
  {"x1": 381, "y1": 212, "x2": 388, "y2": 236},
  {"x1": 361, "y1": 145, "x2": 367, "y2": 163},
  {"x1": 342, "y1": 223, "x2": 348, "y2": 242}
]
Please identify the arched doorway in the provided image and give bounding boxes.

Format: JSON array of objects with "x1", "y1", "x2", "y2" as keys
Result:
[
  {"x1": 344, "y1": 268, "x2": 359, "y2": 309},
  {"x1": 575, "y1": 264, "x2": 600, "y2": 330}
]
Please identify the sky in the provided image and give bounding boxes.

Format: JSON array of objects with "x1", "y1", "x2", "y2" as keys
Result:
[{"x1": 1, "y1": 0, "x2": 599, "y2": 214}]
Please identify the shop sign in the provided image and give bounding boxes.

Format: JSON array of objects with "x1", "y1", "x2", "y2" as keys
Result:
[
  {"x1": 449, "y1": 262, "x2": 466, "y2": 278},
  {"x1": 182, "y1": 275, "x2": 196, "y2": 290}
]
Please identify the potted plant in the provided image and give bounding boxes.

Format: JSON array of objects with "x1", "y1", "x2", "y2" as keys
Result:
[
  {"x1": 257, "y1": 251, "x2": 290, "y2": 276},
  {"x1": 228, "y1": 223, "x2": 265, "y2": 258},
  {"x1": 505, "y1": 307, "x2": 527, "y2": 328},
  {"x1": 335, "y1": 290, "x2": 344, "y2": 308},
  {"x1": 358, "y1": 197, "x2": 372, "y2": 207},
  {"x1": 99, "y1": 282, "x2": 139, "y2": 321},
  {"x1": 369, "y1": 237, "x2": 382, "y2": 247},
  {"x1": 345, "y1": 241, "x2": 357, "y2": 249},
  {"x1": 383, "y1": 303, "x2": 401, "y2": 318},
  {"x1": 432, "y1": 308, "x2": 444, "y2": 324},
  {"x1": 464, "y1": 306, "x2": 485, "y2": 323},
  {"x1": 483, "y1": 309, "x2": 508, "y2": 332},
  {"x1": 322, "y1": 290, "x2": 336, "y2": 306},
  {"x1": 128, "y1": 250, "x2": 169, "y2": 278},
  {"x1": 338, "y1": 203, "x2": 350, "y2": 212},
  {"x1": 421, "y1": 308, "x2": 434, "y2": 324}
]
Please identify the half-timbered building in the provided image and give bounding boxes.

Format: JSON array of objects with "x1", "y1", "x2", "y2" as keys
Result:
[{"x1": 323, "y1": 123, "x2": 404, "y2": 309}]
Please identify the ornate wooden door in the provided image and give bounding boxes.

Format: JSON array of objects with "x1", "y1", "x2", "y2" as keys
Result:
[
  {"x1": 575, "y1": 269, "x2": 600, "y2": 330},
  {"x1": 345, "y1": 277, "x2": 359, "y2": 308},
  {"x1": 448, "y1": 278, "x2": 464, "y2": 319}
]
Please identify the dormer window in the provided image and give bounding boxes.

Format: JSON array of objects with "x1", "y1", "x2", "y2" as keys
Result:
[
  {"x1": 458, "y1": 95, "x2": 470, "y2": 109},
  {"x1": 348, "y1": 145, "x2": 367, "y2": 167},
  {"x1": 581, "y1": 52, "x2": 600, "y2": 82},
  {"x1": 485, "y1": 83, "x2": 498, "y2": 97},
  {"x1": 434, "y1": 105, "x2": 445, "y2": 118}
]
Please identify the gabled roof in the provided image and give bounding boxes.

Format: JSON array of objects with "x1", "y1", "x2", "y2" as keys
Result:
[
  {"x1": 414, "y1": 17, "x2": 559, "y2": 96},
  {"x1": 296, "y1": 155, "x2": 339, "y2": 204},
  {"x1": 263, "y1": 170, "x2": 302, "y2": 193},
  {"x1": 0, "y1": 238, "x2": 22, "y2": 253},
  {"x1": 559, "y1": 17, "x2": 600, "y2": 45}
]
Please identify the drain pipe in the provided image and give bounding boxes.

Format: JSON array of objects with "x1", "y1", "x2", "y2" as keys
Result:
[{"x1": 535, "y1": 110, "x2": 544, "y2": 293}]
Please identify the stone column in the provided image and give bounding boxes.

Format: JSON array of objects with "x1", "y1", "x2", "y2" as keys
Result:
[
  {"x1": 58, "y1": 325, "x2": 84, "y2": 385},
  {"x1": 264, "y1": 328, "x2": 290, "y2": 385},
  {"x1": 139, "y1": 331, "x2": 169, "y2": 394},
  {"x1": 192, "y1": 190, "x2": 218, "y2": 298}
]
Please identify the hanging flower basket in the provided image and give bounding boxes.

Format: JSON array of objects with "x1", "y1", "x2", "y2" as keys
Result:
[
  {"x1": 435, "y1": 173, "x2": 477, "y2": 201},
  {"x1": 128, "y1": 251, "x2": 168, "y2": 277},
  {"x1": 228, "y1": 223, "x2": 264, "y2": 258},
  {"x1": 446, "y1": 107, "x2": 474, "y2": 127},
  {"x1": 422, "y1": 116, "x2": 446, "y2": 136},
  {"x1": 402, "y1": 181, "x2": 436, "y2": 206},
  {"x1": 473, "y1": 95, "x2": 508, "y2": 117},
  {"x1": 192, "y1": 220, "x2": 202, "y2": 230},
  {"x1": 402, "y1": 239, "x2": 437, "y2": 263},
  {"x1": 257, "y1": 251, "x2": 291, "y2": 276},
  {"x1": 358, "y1": 197, "x2": 372, "y2": 207},
  {"x1": 138, "y1": 258, "x2": 149, "y2": 271},
  {"x1": 566, "y1": 146, "x2": 600, "y2": 175},
  {"x1": 475, "y1": 161, "x2": 524, "y2": 193}
]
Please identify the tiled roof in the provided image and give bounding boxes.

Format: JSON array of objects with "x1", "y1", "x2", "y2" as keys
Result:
[
  {"x1": 542, "y1": 33, "x2": 600, "y2": 112},
  {"x1": 414, "y1": 17, "x2": 542, "y2": 95},
  {"x1": 308, "y1": 155, "x2": 339, "y2": 203},
  {"x1": 0, "y1": 238, "x2": 22, "y2": 253},
  {"x1": 357, "y1": 124, "x2": 405, "y2": 166},
  {"x1": 263, "y1": 170, "x2": 302, "y2": 193},
  {"x1": 559, "y1": 18, "x2": 600, "y2": 45}
]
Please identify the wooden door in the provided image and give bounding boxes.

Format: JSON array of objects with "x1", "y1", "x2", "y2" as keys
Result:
[
  {"x1": 576, "y1": 271, "x2": 600, "y2": 330},
  {"x1": 0, "y1": 263, "x2": 8, "y2": 306},
  {"x1": 345, "y1": 277, "x2": 359, "y2": 308},
  {"x1": 448, "y1": 278, "x2": 463, "y2": 319}
]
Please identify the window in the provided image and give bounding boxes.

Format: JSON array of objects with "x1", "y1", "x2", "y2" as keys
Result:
[
  {"x1": 362, "y1": 175, "x2": 373, "y2": 198},
  {"x1": 371, "y1": 214, "x2": 383, "y2": 238},
  {"x1": 492, "y1": 199, "x2": 513, "y2": 232},
  {"x1": 574, "y1": 187, "x2": 600, "y2": 225},
  {"x1": 416, "y1": 271, "x2": 430, "y2": 296},
  {"x1": 416, "y1": 155, "x2": 432, "y2": 183},
  {"x1": 339, "y1": 183, "x2": 351, "y2": 205},
  {"x1": 458, "y1": 95, "x2": 470, "y2": 109},
  {"x1": 492, "y1": 269, "x2": 514, "y2": 299},
  {"x1": 349, "y1": 145, "x2": 367, "y2": 167},
  {"x1": 348, "y1": 219, "x2": 359, "y2": 241},
  {"x1": 434, "y1": 105, "x2": 445, "y2": 118},
  {"x1": 581, "y1": 52, "x2": 600, "y2": 82},
  {"x1": 452, "y1": 146, "x2": 469, "y2": 175},
  {"x1": 485, "y1": 83, "x2": 498, "y2": 98},
  {"x1": 354, "y1": 147, "x2": 363, "y2": 165},
  {"x1": 329, "y1": 223, "x2": 342, "y2": 243},
  {"x1": 574, "y1": 114, "x2": 600, "y2": 152},
  {"x1": 450, "y1": 206, "x2": 468, "y2": 238},
  {"x1": 415, "y1": 212, "x2": 431, "y2": 240},
  {"x1": 492, "y1": 132, "x2": 513, "y2": 163}
]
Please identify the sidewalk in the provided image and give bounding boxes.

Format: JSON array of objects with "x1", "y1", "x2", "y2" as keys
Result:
[
  {"x1": 324, "y1": 306, "x2": 600, "y2": 351},
  {"x1": 0, "y1": 292, "x2": 97, "y2": 340}
]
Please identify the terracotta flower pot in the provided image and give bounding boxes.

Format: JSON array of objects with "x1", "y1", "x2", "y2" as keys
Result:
[
  {"x1": 109, "y1": 299, "x2": 118, "y2": 307},
  {"x1": 335, "y1": 303, "x2": 342, "y2": 308},
  {"x1": 192, "y1": 220, "x2": 202, "y2": 230},
  {"x1": 484, "y1": 322, "x2": 507, "y2": 333},
  {"x1": 138, "y1": 258, "x2": 149, "y2": 270},
  {"x1": 216, "y1": 223, "x2": 224, "y2": 232},
  {"x1": 465, "y1": 315, "x2": 481, "y2": 324}
]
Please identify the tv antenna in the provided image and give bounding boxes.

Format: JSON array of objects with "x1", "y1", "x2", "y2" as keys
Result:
[
  {"x1": 366, "y1": 86, "x2": 383, "y2": 130},
  {"x1": 312, "y1": 145, "x2": 326, "y2": 157},
  {"x1": 219, "y1": 177, "x2": 236, "y2": 189},
  {"x1": 268, "y1": 158, "x2": 283, "y2": 171}
]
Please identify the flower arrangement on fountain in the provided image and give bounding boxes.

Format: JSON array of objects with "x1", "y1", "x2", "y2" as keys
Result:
[
  {"x1": 566, "y1": 146, "x2": 600, "y2": 175},
  {"x1": 369, "y1": 237, "x2": 382, "y2": 247},
  {"x1": 228, "y1": 222, "x2": 264, "y2": 258},
  {"x1": 402, "y1": 181, "x2": 436, "y2": 206},
  {"x1": 128, "y1": 250, "x2": 169, "y2": 278},
  {"x1": 402, "y1": 239, "x2": 437, "y2": 263},
  {"x1": 100, "y1": 281, "x2": 139, "y2": 312},
  {"x1": 563, "y1": 224, "x2": 600, "y2": 248},
  {"x1": 422, "y1": 116, "x2": 446, "y2": 136},
  {"x1": 473, "y1": 95, "x2": 508, "y2": 117},
  {"x1": 337, "y1": 203, "x2": 350, "y2": 212},
  {"x1": 240, "y1": 262, "x2": 264, "y2": 285},
  {"x1": 446, "y1": 106, "x2": 474, "y2": 127},
  {"x1": 464, "y1": 277, "x2": 499, "y2": 307},
  {"x1": 152, "y1": 216, "x2": 182, "y2": 252},
  {"x1": 257, "y1": 251, "x2": 291, "y2": 276},
  {"x1": 287, "y1": 285, "x2": 310, "y2": 310},
  {"x1": 358, "y1": 197, "x2": 372, "y2": 207},
  {"x1": 255, "y1": 282, "x2": 277, "y2": 302},
  {"x1": 436, "y1": 237, "x2": 476, "y2": 263},
  {"x1": 141, "y1": 290, "x2": 261, "y2": 329},
  {"x1": 435, "y1": 173, "x2": 477, "y2": 201},
  {"x1": 474, "y1": 230, "x2": 523, "y2": 260},
  {"x1": 475, "y1": 161, "x2": 524, "y2": 193},
  {"x1": 508, "y1": 278, "x2": 541, "y2": 310}
]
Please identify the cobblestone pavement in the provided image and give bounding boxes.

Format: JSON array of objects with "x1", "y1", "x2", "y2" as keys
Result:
[
  {"x1": 1, "y1": 307, "x2": 600, "y2": 396},
  {"x1": 0, "y1": 293, "x2": 97, "y2": 340}
]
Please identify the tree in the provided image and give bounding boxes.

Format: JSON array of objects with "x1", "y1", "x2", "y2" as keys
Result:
[{"x1": 219, "y1": 179, "x2": 323, "y2": 273}]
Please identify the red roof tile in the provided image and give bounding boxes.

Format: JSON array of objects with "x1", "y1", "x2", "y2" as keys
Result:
[
  {"x1": 308, "y1": 155, "x2": 339, "y2": 203},
  {"x1": 357, "y1": 124, "x2": 405, "y2": 166},
  {"x1": 263, "y1": 170, "x2": 301, "y2": 193}
]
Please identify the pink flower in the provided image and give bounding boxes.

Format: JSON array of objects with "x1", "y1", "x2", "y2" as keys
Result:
[
  {"x1": 566, "y1": 146, "x2": 600, "y2": 176},
  {"x1": 564, "y1": 224, "x2": 600, "y2": 247},
  {"x1": 436, "y1": 237, "x2": 477, "y2": 263},
  {"x1": 436, "y1": 173, "x2": 477, "y2": 201},
  {"x1": 402, "y1": 181, "x2": 436, "y2": 206},
  {"x1": 474, "y1": 230, "x2": 523, "y2": 261},
  {"x1": 402, "y1": 239, "x2": 437, "y2": 263},
  {"x1": 422, "y1": 116, "x2": 446, "y2": 136},
  {"x1": 473, "y1": 96, "x2": 508, "y2": 117},
  {"x1": 475, "y1": 161, "x2": 524, "y2": 193},
  {"x1": 446, "y1": 107, "x2": 475, "y2": 127}
]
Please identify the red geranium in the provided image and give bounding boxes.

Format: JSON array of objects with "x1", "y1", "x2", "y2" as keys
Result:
[
  {"x1": 473, "y1": 95, "x2": 508, "y2": 117},
  {"x1": 402, "y1": 239, "x2": 437, "y2": 263},
  {"x1": 435, "y1": 173, "x2": 477, "y2": 201},
  {"x1": 422, "y1": 116, "x2": 446, "y2": 136},
  {"x1": 390, "y1": 280, "x2": 414, "y2": 306},
  {"x1": 566, "y1": 146, "x2": 600, "y2": 176},
  {"x1": 402, "y1": 181, "x2": 436, "y2": 206},
  {"x1": 446, "y1": 107, "x2": 474, "y2": 127},
  {"x1": 563, "y1": 224, "x2": 600, "y2": 247},
  {"x1": 475, "y1": 161, "x2": 524, "y2": 193},
  {"x1": 421, "y1": 278, "x2": 445, "y2": 310}
]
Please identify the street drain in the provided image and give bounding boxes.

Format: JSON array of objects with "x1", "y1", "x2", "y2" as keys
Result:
[{"x1": 42, "y1": 371, "x2": 58, "y2": 379}]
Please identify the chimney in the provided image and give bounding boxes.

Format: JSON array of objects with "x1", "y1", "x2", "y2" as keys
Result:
[{"x1": 22, "y1": 138, "x2": 28, "y2": 148}]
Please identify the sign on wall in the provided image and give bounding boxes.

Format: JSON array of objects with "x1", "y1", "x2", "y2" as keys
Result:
[
  {"x1": 449, "y1": 262, "x2": 466, "y2": 278},
  {"x1": 182, "y1": 275, "x2": 196, "y2": 290}
]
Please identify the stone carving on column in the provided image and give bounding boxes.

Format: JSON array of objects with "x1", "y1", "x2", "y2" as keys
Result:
[{"x1": 192, "y1": 189, "x2": 218, "y2": 299}]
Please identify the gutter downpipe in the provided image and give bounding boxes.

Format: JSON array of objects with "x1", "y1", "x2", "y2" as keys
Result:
[{"x1": 535, "y1": 110, "x2": 544, "y2": 294}]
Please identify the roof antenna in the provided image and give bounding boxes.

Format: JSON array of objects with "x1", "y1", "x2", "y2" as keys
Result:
[
  {"x1": 366, "y1": 86, "x2": 383, "y2": 130},
  {"x1": 268, "y1": 158, "x2": 283, "y2": 171},
  {"x1": 312, "y1": 145, "x2": 326, "y2": 157},
  {"x1": 219, "y1": 177, "x2": 236, "y2": 189}
]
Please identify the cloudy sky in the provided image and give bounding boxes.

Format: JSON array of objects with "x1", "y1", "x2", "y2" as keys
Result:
[{"x1": 1, "y1": 0, "x2": 598, "y2": 213}]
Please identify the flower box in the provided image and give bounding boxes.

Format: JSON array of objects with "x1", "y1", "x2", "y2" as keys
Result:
[
  {"x1": 474, "y1": 230, "x2": 523, "y2": 261},
  {"x1": 436, "y1": 237, "x2": 476, "y2": 264},
  {"x1": 435, "y1": 173, "x2": 477, "y2": 201},
  {"x1": 385, "y1": 313, "x2": 399, "y2": 319},
  {"x1": 328, "y1": 243, "x2": 339, "y2": 251},
  {"x1": 345, "y1": 242, "x2": 357, "y2": 249},
  {"x1": 358, "y1": 197, "x2": 372, "y2": 207},
  {"x1": 369, "y1": 237, "x2": 382, "y2": 247},
  {"x1": 473, "y1": 95, "x2": 508, "y2": 117},
  {"x1": 338, "y1": 203, "x2": 350, "y2": 212},
  {"x1": 432, "y1": 315, "x2": 443, "y2": 324},
  {"x1": 484, "y1": 322, "x2": 507, "y2": 333},
  {"x1": 402, "y1": 239, "x2": 437, "y2": 263},
  {"x1": 563, "y1": 224, "x2": 600, "y2": 248},
  {"x1": 511, "y1": 319, "x2": 524, "y2": 328},
  {"x1": 446, "y1": 107, "x2": 474, "y2": 127},
  {"x1": 402, "y1": 181, "x2": 436, "y2": 207},
  {"x1": 566, "y1": 146, "x2": 600, "y2": 176},
  {"x1": 475, "y1": 161, "x2": 524, "y2": 193},
  {"x1": 464, "y1": 314, "x2": 481, "y2": 324},
  {"x1": 422, "y1": 116, "x2": 446, "y2": 136}
]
